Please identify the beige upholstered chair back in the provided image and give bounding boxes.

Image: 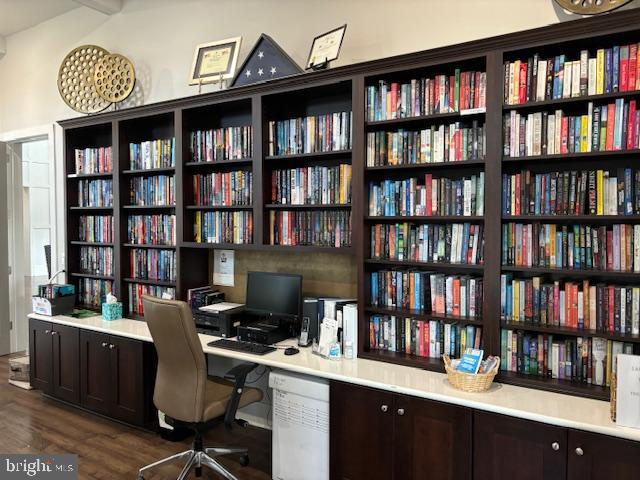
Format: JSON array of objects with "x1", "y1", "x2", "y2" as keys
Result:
[{"x1": 142, "y1": 295, "x2": 208, "y2": 423}]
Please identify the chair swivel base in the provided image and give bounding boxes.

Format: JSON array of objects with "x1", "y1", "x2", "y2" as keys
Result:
[{"x1": 137, "y1": 446, "x2": 249, "y2": 480}]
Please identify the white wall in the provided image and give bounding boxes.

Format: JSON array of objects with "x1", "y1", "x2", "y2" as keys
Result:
[{"x1": 3, "y1": 0, "x2": 639, "y2": 133}]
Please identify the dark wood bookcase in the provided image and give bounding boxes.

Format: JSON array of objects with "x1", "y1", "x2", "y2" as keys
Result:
[{"x1": 61, "y1": 8, "x2": 640, "y2": 400}]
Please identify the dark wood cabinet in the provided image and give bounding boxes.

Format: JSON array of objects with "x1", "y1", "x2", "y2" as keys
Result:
[
  {"x1": 29, "y1": 318, "x2": 79, "y2": 403},
  {"x1": 567, "y1": 429, "x2": 640, "y2": 480},
  {"x1": 330, "y1": 381, "x2": 395, "y2": 480},
  {"x1": 395, "y1": 395, "x2": 472, "y2": 480},
  {"x1": 80, "y1": 330, "x2": 112, "y2": 415},
  {"x1": 29, "y1": 318, "x2": 53, "y2": 393},
  {"x1": 474, "y1": 411, "x2": 567, "y2": 480},
  {"x1": 330, "y1": 381, "x2": 472, "y2": 480},
  {"x1": 79, "y1": 330, "x2": 151, "y2": 426}
]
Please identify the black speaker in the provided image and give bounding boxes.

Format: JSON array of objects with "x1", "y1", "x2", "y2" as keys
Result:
[{"x1": 302, "y1": 297, "x2": 320, "y2": 344}]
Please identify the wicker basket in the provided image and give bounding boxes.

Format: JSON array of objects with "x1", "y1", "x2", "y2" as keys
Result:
[{"x1": 443, "y1": 354, "x2": 499, "y2": 393}]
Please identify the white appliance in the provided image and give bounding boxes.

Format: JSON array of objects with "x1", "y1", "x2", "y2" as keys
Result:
[{"x1": 269, "y1": 370, "x2": 329, "y2": 480}]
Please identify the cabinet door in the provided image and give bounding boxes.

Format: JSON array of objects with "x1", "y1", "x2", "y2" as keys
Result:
[
  {"x1": 29, "y1": 319, "x2": 53, "y2": 393},
  {"x1": 567, "y1": 429, "x2": 640, "y2": 480},
  {"x1": 473, "y1": 411, "x2": 567, "y2": 480},
  {"x1": 109, "y1": 336, "x2": 144, "y2": 425},
  {"x1": 394, "y1": 396, "x2": 472, "y2": 480},
  {"x1": 80, "y1": 330, "x2": 111, "y2": 414},
  {"x1": 330, "y1": 381, "x2": 395, "y2": 480},
  {"x1": 51, "y1": 324, "x2": 80, "y2": 404}
]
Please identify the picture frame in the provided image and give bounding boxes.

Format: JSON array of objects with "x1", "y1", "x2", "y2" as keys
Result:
[
  {"x1": 306, "y1": 25, "x2": 347, "y2": 70},
  {"x1": 189, "y1": 36, "x2": 242, "y2": 85}
]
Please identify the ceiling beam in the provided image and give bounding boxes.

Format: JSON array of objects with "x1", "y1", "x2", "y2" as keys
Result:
[
  {"x1": 73, "y1": 0, "x2": 123, "y2": 15},
  {"x1": 0, "y1": 36, "x2": 5, "y2": 59}
]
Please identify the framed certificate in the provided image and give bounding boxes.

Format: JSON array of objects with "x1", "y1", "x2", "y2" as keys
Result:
[
  {"x1": 189, "y1": 36, "x2": 242, "y2": 85},
  {"x1": 306, "y1": 25, "x2": 347, "y2": 69}
]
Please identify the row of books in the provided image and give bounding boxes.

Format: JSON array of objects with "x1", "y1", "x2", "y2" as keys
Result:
[
  {"x1": 369, "y1": 315, "x2": 482, "y2": 359},
  {"x1": 127, "y1": 214, "x2": 176, "y2": 246},
  {"x1": 129, "y1": 175, "x2": 175, "y2": 206},
  {"x1": 78, "y1": 278, "x2": 112, "y2": 308},
  {"x1": 193, "y1": 170, "x2": 252, "y2": 206},
  {"x1": 194, "y1": 211, "x2": 252, "y2": 244},
  {"x1": 368, "y1": 174, "x2": 485, "y2": 217},
  {"x1": 365, "y1": 70, "x2": 487, "y2": 121},
  {"x1": 502, "y1": 222, "x2": 640, "y2": 272},
  {"x1": 501, "y1": 275, "x2": 640, "y2": 335},
  {"x1": 365, "y1": 122, "x2": 486, "y2": 167},
  {"x1": 500, "y1": 329, "x2": 637, "y2": 387},
  {"x1": 271, "y1": 165, "x2": 352, "y2": 205},
  {"x1": 504, "y1": 44, "x2": 640, "y2": 106},
  {"x1": 370, "y1": 222, "x2": 484, "y2": 265},
  {"x1": 78, "y1": 179, "x2": 113, "y2": 207},
  {"x1": 370, "y1": 270, "x2": 483, "y2": 318},
  {"x1": 268, "y1": 210, "x2": 351, "y2": 247},
  {"x1": 79, "y1": 246, "x2": 113, "y2": 277},
  {"x1": 129, "y1": 249, "x2": 176, "y2": 282},
  {"x1": 267, "y1": 112, "x2": 352, "y2": 156},
  {"x1": 129, "y1": 138, "x2": 175, "y2": 170},
  {"x1": 189, "y1": 126, "x2": 252, "y2": 163},
  {"x1": 78, "y1": 215, "x2": 113, "y2": 243},
  {"x1": 504, "y1": 99, "x2": 640, "y2": 157},
  {"x1": 74, "y1": 147, "x2": 112, "y2": 174},
  {"x1": 502, "y1": 168, "x2": 640, "y2": 216},
  {"x1": 128, "y1": 283, "x2": 175, "y2": 316}
]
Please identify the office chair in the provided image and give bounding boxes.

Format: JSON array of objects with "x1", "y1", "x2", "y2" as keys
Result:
[{"x1": 138, "y1": 295, "x2": 263, "y2": 480}]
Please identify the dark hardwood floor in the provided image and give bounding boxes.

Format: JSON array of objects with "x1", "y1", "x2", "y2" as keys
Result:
[{"x1": 0, "y1": 355, "x2": 271, "y2": 479}]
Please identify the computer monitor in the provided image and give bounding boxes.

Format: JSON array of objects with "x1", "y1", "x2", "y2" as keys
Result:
[{"x1": 245, "y1": 271, "x2": 302, "y2": 322}]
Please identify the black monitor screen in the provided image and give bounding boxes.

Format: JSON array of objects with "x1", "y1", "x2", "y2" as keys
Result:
[{"x1": 245, "y1": 271, "x2": 302, "y2": 318}]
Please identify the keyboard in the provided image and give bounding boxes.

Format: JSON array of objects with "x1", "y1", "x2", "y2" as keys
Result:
[{"x1": 207, "y1": 338, "x2": 277, "y2": 355}]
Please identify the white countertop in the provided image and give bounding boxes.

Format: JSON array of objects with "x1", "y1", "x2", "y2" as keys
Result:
[{"x1": 28, "y1": 312, "x2": 640, "y2": 442}]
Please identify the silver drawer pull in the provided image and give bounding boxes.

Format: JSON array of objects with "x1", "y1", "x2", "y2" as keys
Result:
[
  {"x1": 101, "y1": 342, "x2": 108, "y2": 348},
  {"x1": 575, "y1": 447, "x2": 584, "y2": 456},
  {"x1": 397, "y1": 408, "x2": 405, "y2": 416},
  {"x1": 380, "y1": 405, "x2": 388, "y2": 413},
  {"x1": 109, "y1": 344, "x2": 116, "y2": 350},
  {"x1": 551, "y1": 442, "x2": 560, "y2": 451}
]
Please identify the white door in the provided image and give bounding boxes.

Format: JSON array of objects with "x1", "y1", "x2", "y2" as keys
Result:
[
  {"x1": 7, "y1": 136, "x2": 54, "y2": 353},
  {"x1": 0, "y1": 143, "x2": 9, "y2": 356}
]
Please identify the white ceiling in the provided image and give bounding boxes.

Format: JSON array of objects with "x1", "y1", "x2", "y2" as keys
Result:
[{"x1": 0, "y1": 0, "x2": 80, "y2": 37}]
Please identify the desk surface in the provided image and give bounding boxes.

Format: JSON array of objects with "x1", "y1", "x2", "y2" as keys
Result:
[{"x1": 27, "y1": 312, "x2": 640, "y2": 442}]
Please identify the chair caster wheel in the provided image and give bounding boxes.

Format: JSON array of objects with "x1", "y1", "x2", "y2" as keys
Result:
[
  {"x1": 235, "y1": 419, "x2": 249, "y2": 428},
  {"x1": 239, "y1": 454, "x2": 250, "y2": 467},
  {"x1": 137, "y1": 474, "x2": 144, "y2": 480}
]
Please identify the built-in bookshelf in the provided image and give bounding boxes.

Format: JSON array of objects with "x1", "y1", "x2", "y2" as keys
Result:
[{"x1": 60, "y1": 9, "x2": 640, "y2": 400}]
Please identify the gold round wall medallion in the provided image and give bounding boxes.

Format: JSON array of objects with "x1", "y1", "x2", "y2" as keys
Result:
[
  {"x1": 94, "y1": 53, "x2": 136, "y2": 103},
  {"x1": 58, "y1": 45, "x2": 112, "y2": 114},
  {"x1": 554, "y1": 0, "x2": 633, "y2": 15}
]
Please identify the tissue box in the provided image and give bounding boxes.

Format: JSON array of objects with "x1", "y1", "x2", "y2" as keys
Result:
[{"x1": 102, "y1": 302, "x2": 123, "y2": 321}]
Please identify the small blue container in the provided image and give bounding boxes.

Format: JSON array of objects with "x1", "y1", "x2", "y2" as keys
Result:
[{"x1": 102, "y1": 302, "x2": 123, "y2": 321}]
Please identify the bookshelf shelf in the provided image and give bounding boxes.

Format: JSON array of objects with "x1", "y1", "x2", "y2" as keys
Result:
[
  {"x1": 503, "y1": 149, "x2": 640, "y2": 163},
  {"x1": 365, "y1": 215, "x2": 484, "y2": 222},
  {"x1": 502, "y1": 89, "x2": 640, "y2": 111},
  {"x1": 122, "y1": 243, "x2": 176, "y2": 249},
  {"x1": 360, "y1": 349, "x2": 445, "y2": 372},
  {"x1": 69, "y1": 241, "x2": 114, "y2": 247},
  {"x1": 264, "y1": 150, "x2": 352, "y2": 161},
  {"x1": 265, "y1": 244, "x2": 355, "y2": 254},
  {"x1": 122, "y1": 205, "x2": 175, "y2": 210},
  {"x1": 121, "y1": 167, "x2": 175, "y2": 175},
  {"x1": 501, "y1": 265, "x2": 640, "y2": 280},
  {"x1": 69, "y1": 272, "x2": 114, "y2": 281},
  {"x1": 69, "y1": 206, "x2": 113, "y2": 211},
  {"x1": 123, "y1": 278, "x2": 176, "y2": 287},
  {"x1": 67, "y1": 172, "x2": 113, "y2": 179},
  {"x1": 365, "y1": 109, "x2": 486, "y2": 129},
  {"x1": 365, "y1": 258, "x2": 484, "y2": 271},
  {"x1": 365, "y1": 160, "x2": 485, "y2": 171},
  {"x1": 364, "y1": 306, "x2": 483, "y2": 326},
  {"x1": 265, "y1": 203, "x2": 352, "y2": 210},
  {"x1": 502, "y1": 215, "x2": 640, "y2": 223},
  {"x1": 500, "y1": 320, "x2": 640, "y2": 344},
  {"x1": 181, "y1": 242, "x2": 257, "y2": 250},
  {"x1": 185, "y1": 205, "x2": 253, "y2": 210},
  {"x1": 184, "y1": 158, "x2": 254, "y2": 168},
  {"x1": 497, "y1": 370, "x2": 610, "y2": 401}
]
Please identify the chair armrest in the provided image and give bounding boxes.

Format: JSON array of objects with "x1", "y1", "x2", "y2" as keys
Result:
[{"x1": 222, "y1": 363, "x2": 258, "y2": 428}]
